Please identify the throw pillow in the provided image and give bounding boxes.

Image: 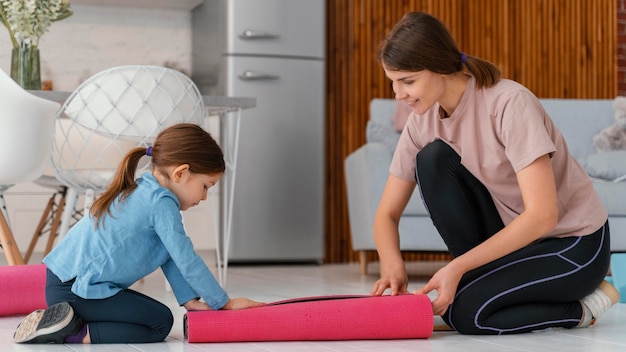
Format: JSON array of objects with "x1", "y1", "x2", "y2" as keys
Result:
[
  {"x1": 592, "y1": 96, "x2": 626, "y2": 152},
  {"x1": 582, "y1": 151, "x2": 626, "y2": 181}
]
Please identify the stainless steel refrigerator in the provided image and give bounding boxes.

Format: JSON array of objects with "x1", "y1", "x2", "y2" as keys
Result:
[{"x1": 191, "y1": 0, "x2": 325, "y2": 263}]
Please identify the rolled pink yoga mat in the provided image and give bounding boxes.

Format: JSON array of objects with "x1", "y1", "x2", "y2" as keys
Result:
[
  {"x1": 0, "y1": 264, "x2": 47, "y2": 316},
  {"x1": 185, "y1": 294, "x2": 433, "y2": 342}
]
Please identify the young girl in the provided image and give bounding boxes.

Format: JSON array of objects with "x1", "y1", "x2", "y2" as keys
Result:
[
  {"x1": 14, "y1": 123, "x2": 263, "y2": 344},
  {"x1": 370, "y1": 12, "x2": 619, "y2": 334}
]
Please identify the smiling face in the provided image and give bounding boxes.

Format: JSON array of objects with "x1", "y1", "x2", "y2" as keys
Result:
[
  {"x1": 384, "y1": 67, "x2": 447, "y2": 115},
  {"x1": 165, "y1": 165, "x2": 222, "y2": 211}
]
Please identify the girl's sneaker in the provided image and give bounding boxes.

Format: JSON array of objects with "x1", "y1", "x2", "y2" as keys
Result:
[{"x1": 13, "y1": 302, "x2": 85, "y2": 344}]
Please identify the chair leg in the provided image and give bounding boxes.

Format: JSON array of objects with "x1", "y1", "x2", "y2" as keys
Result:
[
  {"x1": 44, "y1": 193, "x2": 66, "y2": 257},
  {"x1": 359, "y1": 251, "x2": 368, "y2": 275},
  {"x1": 0, "y1": 192, "x2": 11, "y2": 229},
  {"x1": 0, "y1": 209, "x2": 25, "y2": 265},
  {"x1": 58, "y1": 187, "x2": 78, "y2": 240},
  {"x1": 24, "y1": 194, "x2": 55, "y2": 263},
  {"x1": 24, "y1": 186, "x2": 69, "y2": 263},
  {"x1": 84, "y1": 188, "x2": 95, "y2": 213}
]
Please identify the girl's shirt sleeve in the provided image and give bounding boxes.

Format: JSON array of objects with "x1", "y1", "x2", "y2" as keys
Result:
[{"x1": 152, "y1": 194, "x2": 229, "y2": 309}]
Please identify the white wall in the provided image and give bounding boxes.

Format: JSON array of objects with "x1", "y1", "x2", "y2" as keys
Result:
[
  {"x1": 0, "y1": 4, "x2": 193, "y2": 90},
  {"x1": 1, "y1": 4, "x2": 218, "y2": 253}
]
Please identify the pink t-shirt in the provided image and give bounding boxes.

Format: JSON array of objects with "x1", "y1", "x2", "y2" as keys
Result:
[{"x1": 390, "y1": 76, "x2": 607, "y2": 238}]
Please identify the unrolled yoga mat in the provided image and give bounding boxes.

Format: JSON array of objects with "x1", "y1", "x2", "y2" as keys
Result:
[
  {"x1": 0, "y1": 264, "x2": 47, "y2": 316},
  {"x1": 185, "y1": 294, "x2": 433, "y2": 342}
]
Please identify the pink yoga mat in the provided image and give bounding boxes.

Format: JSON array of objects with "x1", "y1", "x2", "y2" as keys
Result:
[
  {"x1": 0, "y1": 264, "x2": 47, "y2": 316},
  {"x1": 185, "y1": 294, "x2": 433, "y2": 342}
]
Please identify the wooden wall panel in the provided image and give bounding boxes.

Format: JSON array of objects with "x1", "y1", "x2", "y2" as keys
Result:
[{"x1": 325, "y1": 0, "x2": 617, "y2": 263}]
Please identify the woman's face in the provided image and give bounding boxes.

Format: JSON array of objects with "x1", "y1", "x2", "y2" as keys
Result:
[{"x1": 384, "y1": 67, "x2": 446, "y2": 115}]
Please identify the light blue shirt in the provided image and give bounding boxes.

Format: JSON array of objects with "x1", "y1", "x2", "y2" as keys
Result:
[{"x1": 43, "y1": 173, "x2": 229, "y2": 309}]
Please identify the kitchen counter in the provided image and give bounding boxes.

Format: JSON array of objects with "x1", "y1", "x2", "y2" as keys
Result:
[{"x1": 30, "y1": 90, "x2": 256, "y2": 115}]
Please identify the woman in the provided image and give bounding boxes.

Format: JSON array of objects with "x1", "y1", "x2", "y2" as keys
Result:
[{"x1": 370, "y1": 12, "x2": 619, "y2": 334}]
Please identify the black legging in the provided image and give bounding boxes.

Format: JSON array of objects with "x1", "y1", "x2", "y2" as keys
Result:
[
  {"x1": 416, "y1": 140, "x2": 610, "y2": 334},
  {"x1": 45, "y1": 269, "x2": 174, "y2": 343}
]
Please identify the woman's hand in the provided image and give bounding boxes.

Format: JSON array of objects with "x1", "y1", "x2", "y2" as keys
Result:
[
  {"x1": 371, "y1": 175, "x2": 416, "y2": 296},
  {"x1": 222, "y1": 297, "x2": 265, "y2": 310},
  {"x1": 183, "y1": 299, "x2": 212, "y2": 311},
  {"x1": 414, "y1": 261, "x2": 463, "y2": 315},
  {"x1": 371, "y1": 266, "x2": 409, "y2": 296}
]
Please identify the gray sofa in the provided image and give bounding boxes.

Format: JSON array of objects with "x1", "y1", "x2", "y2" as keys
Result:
[{"x1": 345, "y1": 98, "x2": 626, "y2": 275}]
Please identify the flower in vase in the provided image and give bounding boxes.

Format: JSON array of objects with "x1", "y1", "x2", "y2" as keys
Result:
[{"x1": 0, "y1": 0, "x2": 73, "y2": 49}]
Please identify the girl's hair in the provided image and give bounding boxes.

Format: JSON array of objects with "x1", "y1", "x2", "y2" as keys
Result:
[
  {"x1": 90, "y1": 123, "x2": 225, "y2": 227},
  {"x1": 378, "y1": 12, "x2": 501, "y2": 88}
]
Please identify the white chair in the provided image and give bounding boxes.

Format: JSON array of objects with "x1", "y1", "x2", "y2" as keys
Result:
[
  {"x1": 0, "y1": 68, "x2": 60, "y2": 265},
  {"x1": 50, "y1": 65, "x2": 207, "y2": 238}
]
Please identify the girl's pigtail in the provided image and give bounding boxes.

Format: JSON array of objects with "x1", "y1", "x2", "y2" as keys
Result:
[{"x1": 89, "y1": 147, "x2": 148, "y2": 228}]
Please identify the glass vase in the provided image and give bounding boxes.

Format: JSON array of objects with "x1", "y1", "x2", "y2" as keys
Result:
[{"x1": 10, "y1": 45, "x2": 41, "y2": 90}]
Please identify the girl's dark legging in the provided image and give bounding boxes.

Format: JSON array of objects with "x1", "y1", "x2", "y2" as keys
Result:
[
  {"x1": 45, "y1": 269, "x2": 174, "y2": 343},
  {"x1": 416, "y1": 139, "x2": 610, "y2": 335}
]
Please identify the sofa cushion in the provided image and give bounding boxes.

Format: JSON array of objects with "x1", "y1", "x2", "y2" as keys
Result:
[
  {"x1": 582, "y1": 151, "x2": 626, "y2": 181},
  {"x1": 540, "y1": 99, "x2": 614, "y2": 160},
  {"x1": 592, "y1": 181, "x2": 626, "y2": 216}
]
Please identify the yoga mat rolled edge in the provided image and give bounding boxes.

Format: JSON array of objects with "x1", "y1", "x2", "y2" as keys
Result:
[
  {"x1": 185, "y1": 294, "x2": 433, "y2": 342},
  {"x1": 0, "y1": 264, "x2": 47, "y2": 316}
]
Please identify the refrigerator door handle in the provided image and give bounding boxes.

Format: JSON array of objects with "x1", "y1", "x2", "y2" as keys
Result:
[
  {"x1": 239, "y1": 71, "x2": 280, "y2": 81},
  {"x1": 239, "y1": 29, "x2": 280, "y2": 40}
]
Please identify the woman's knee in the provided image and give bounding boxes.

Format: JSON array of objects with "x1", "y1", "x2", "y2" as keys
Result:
[
  {"x1": 445, "y1": 305, "x2": 495, "y2": 335},
  {"x1": 446, "y1": 313, "x2": 481, "y2": 335},
  {"x1": 416, "y1": 140, "x2": 459, "y2": 175},
  {"x1": 416, "y1": 140, "x2": 462, "y2": 190},
  {"x1": 444, "y1": 291, "x2": 494, "y2": 335},
  {"x1": 417, "y1": 139, "x2": 456, "y2": 161}
]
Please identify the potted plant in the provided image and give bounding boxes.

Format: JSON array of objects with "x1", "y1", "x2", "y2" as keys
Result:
[{"x1": 0, "y1": 0, "x2": 72, "y2": 89}]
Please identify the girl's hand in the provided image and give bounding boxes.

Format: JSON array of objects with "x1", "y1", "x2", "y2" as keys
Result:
[
  {"x1": 414, "y1": 262, "x2": 463, "y2": 315},
  {"x1": 183, "y1": 299, "x2": 212, "y2": 311},
  {"x1": 222, "y1": 297, "x2": 265, "y2": 310}
]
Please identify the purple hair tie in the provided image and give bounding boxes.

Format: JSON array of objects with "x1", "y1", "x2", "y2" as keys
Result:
[
  {"x1": 146, "y1": 146, "x2": 153, "y2": 157},
  {"x1": 460, "y1": 52, "x2": 467, "y2": 64}
]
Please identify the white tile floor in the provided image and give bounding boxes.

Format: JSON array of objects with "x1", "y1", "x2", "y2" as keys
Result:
[{"x1": 1, "y1": 251, "x2": 625, "y2": 352}]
